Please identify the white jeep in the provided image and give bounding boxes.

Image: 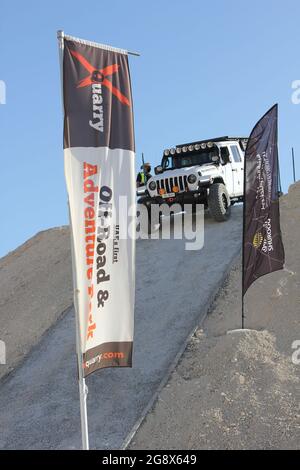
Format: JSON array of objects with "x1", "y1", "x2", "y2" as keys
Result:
[{"x1": 138, "y1": 136, "x2": 247, "y2": 223}]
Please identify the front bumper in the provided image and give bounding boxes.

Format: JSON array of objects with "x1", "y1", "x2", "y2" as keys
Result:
[{"x1": 147, "y1": 189, "x2": 207, "y2": 205}]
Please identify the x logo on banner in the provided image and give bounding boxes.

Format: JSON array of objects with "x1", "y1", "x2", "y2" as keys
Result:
[{"x1": 70, "y1": 50, "x2": 130, "y2": 106}]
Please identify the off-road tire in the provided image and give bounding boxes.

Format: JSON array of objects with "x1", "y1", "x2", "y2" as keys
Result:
[{"x1": 208, "y1": 183, "x2": 231, "y2": 222}]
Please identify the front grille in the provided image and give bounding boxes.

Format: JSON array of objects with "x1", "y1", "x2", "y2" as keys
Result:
[{"x1": 156, "y1": 176, "x2": 188, "y2": 194}]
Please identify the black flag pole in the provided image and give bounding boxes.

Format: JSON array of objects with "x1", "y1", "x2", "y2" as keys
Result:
[
  {"x1": 278, "y1": 151, "x2": 283, "y2": 196},
  {"x1": 142, "y1": 152, "x2": 145, "y2": 179},
  {"x1": 241, "y1": 294, "x2": 245, "y2": 329},
  {"x1": 292, "y1": 147, "x2": 296, "y2": 183},
  {"x1": 242, "y1": 138, "x2": 247, "y2": 329}
]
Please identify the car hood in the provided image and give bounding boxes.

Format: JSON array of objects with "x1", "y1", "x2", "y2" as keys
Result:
[
  {"x1": 198, "y1": 164, "x2": 220, "y2": 175},
  {"x1": 152, "y1": 164, "x2": 218, "y2": 179}
]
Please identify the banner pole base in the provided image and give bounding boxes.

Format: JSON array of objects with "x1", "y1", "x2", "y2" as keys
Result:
[
  {"x1": 79, "y1": 377, "x2": 89, "y2": 450},
  {"x1": 242, "y1": 295, "x2": 245, "y2": 329}
]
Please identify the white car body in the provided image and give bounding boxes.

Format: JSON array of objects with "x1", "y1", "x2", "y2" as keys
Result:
[{"x1": 145, "y1": 138, "x2": 246, "y2": 201}]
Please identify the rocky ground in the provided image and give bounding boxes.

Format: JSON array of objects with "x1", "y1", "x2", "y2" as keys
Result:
[
  {"x1": 0, "y1": 206, "x2": 244, "y2": 449},
  {"x1": 130, "y1": 182, "x2": 300, "y2": 450},
  {"x1": 0, "y1": 227, "x2": 72, "y2": 380}
]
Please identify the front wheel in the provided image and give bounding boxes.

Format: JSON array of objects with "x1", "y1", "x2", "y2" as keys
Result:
[{"x1": 208, "y1": 183, "x2": 231, "y2": 222}]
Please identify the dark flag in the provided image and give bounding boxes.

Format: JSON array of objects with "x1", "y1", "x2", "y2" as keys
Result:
[{"x1": 243, "y1": 104, "x2": 285, "y2": 297}]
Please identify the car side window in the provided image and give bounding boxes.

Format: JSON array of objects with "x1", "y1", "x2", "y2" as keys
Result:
[
  {"x1": 230, "y1": 145, "x2": 242, "y2": 163},
  {"x1": 220, "y1": 146, "x2": 230, "y2": 164},
  {"x1": 163, "y1": 156, "x2": 172, "y2": 169}
]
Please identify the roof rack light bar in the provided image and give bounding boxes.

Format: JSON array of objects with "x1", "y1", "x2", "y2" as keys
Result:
[{"x1": 176, "y1": 136, "x2": 248, "y2": 148}]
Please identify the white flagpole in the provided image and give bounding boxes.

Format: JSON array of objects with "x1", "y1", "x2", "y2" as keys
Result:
[
  {"x1": 69, "y1": 207, "x2": 90, "y2": 451},
  {"x1": 57, "y1": 29, "x2": 90, "y2": 451}
]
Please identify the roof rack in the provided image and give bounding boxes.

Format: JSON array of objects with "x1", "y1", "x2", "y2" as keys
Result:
[{"x1": 176, "y1": 136, "x2": 248, "y2": 148}]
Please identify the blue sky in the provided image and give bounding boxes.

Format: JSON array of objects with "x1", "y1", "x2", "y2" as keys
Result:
[{"x1": 0, "y1": 0, "x2": 299, "y2": 257}]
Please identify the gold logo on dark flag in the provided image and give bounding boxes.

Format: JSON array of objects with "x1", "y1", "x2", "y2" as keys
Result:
[{"x1": 252, "y1": 231, "x2": 263, "y2": 248}]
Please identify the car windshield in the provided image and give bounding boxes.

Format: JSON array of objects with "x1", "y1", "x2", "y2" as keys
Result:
[{"x1": 162, "y1": 150, "x2": 218, "y2": 170}]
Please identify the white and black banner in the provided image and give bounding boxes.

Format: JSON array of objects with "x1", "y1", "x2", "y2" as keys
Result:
[{"x1": 62, "y1": 35, "x2": 135, "y2": 377}]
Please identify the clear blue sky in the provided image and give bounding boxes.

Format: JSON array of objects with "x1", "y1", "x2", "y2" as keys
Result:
[{"x1": 0, "y1": 0, "x2": 299, "y2": 257}]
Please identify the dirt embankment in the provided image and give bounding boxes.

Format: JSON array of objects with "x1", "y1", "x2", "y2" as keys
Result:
[
  {"x1": 0, "y1": 227, "x2": 72, "y2": 380},
  {"x1": 130, "y1": 182, "x2": 300, "y2": 450}
]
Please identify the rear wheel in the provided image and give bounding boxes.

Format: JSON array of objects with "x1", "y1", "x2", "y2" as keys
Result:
[{"x1": 208, "y1": 183, "x2": 231, "y2": 222}]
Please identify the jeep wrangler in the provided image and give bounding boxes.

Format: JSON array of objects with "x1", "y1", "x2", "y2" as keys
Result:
[{"x1": 138, "y1": 136, "x2": 247, "y2": 224}]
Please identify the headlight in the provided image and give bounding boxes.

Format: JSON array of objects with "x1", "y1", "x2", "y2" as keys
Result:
[
  {"x1": 176, "y1": 147, "x2": 182, "y2": 154},
  {"x1": 164, "y1": 149, "x2": 170, "y2": 156},
  {"x1": 188, "y1": 145, "x2": 194, "y2": 152},
  {"x1": 187, "y1": 174, "x2": 197, "y2": 184},
  {"x1": 194, "y1": 143, "x2": 200, "y2": 151},
  {"x1": 149, "y1": 181, "x2": 157, "y2": 191},
  {"x1": 201, "y1": 143, "x2": 206, "y2": 149},
  {"x1": 182, "y1": 146, "x2": 188, "y2": 153},
  {"x1": 170, "y1": 147, "x2": 176, "y2": 155},
  {"x1": 207, "y1": 141, "x2": 214, "y2": 148}
]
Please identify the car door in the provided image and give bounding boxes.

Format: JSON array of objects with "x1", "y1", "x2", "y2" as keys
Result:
[
  {"x1": 220, "y1": 146, "x2": 234, "y2": 196},
  {"x1": 229, "y1": 144, "x2": 244, "y2": 196}
]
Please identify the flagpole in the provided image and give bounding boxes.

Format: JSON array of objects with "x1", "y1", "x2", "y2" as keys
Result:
[
  {"x1": 242, "y1": 140, "x2": 247, "y2": 330},
  {"x1": 292, "y1": 147, "x2": 296, "y2": 183},
  {"x1": 68, "y1": 203, "x2": 90, "y2": 450},
  {"x1": 241, "y1": 296, "x2": 245, "y2": 329},
  {"x1": 63, "y1": 32, "x2": 140, "y2": 57},
  {"x1": 141, "y1": 152, "x2": 145, "y2": 181},
  {"x1": 57, "y1": 29, "x2": 90, "y2": 451}
]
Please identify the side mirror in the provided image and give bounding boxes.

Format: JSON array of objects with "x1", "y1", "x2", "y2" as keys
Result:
[{"x1": 155, "y1": 165, "x2": 163, "y2": 175}]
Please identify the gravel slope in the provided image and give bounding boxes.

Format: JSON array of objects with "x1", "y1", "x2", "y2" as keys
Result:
[
  {"x1": 0, "y1": 227, "x2": 72, "y2": 380},
  {"x1": 129, "y1": 182, "x2": 300, "y2": 450},
  {"x1": 0, "y1": 207, "x2": 244, "y2": 449}
]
